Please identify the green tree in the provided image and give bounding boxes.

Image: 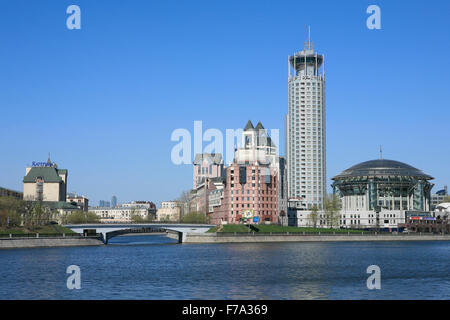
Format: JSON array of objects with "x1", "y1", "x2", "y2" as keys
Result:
[
  {"x1": 443, "y1": 196, "x2": 450, "y2": 203},
  {"x1": 176, "y1": 190, "x2": 191, "y2": 219},
  {"x1": 21, "y1": 201, "x2": 36, "y2": 228},
  {"x1": 66, "y1": 211, "x2": 100, "y2": 224},
  {"x1": 31, "y1": 203, "x2": 52, "y2": 226},
  {"x1": 86, "y1": 211, "x2": 100, "y2": 223},
  {"x1": 182, "y1": 212, "x2": 210, "y2": 224},
  {"x1": 66, "y1": 211, "x2": 85, "y2": 224},
  {"x1": 130, "y1": 208, "x2": 144, "y2": 223},
  {"x1": 0, "y1": 197, "x2": 23, "y2": 228},
  {"x1": 309, "y1": 205, "x2": 319, "y2": 228},
  {"x1": 145, "y1": 213, "x2": 155, "y2": 222},
  {"x1": 323, "y1": 194, "x2": 341, "y2": 229}
]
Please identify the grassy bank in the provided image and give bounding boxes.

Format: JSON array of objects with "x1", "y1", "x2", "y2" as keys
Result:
[
  {"x1": 207, "y1": 224, "x2": 367, "y2": 234},
  {"x1": 0, "y1": 225, "x2": 76, "y2": 236}
]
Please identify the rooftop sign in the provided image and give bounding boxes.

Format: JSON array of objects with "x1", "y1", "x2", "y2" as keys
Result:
[{"x1": 32, "y1": 161, "x2": 56, "y2": 168}]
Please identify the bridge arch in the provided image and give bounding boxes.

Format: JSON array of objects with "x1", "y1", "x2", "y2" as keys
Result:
[
  {"x1": 63, "y1": 223, "x2": 214, "y2": 244},
  {"x1": 103, "y1": 227, "x2": 181, "y2": 244}
]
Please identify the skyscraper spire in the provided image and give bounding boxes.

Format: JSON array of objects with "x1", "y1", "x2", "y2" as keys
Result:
[
  {"x1": 380, "y1": 145, "x2": 383, "y2": 160},
  {"x1": 308, "y1": 25, "x2": 311, "y2": 49},
  {"x1": 304, "y1": 25, "x2": 313, "y2": 50}
]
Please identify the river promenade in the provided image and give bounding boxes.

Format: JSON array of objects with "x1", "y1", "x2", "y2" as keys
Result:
[
  {"x1": 0, "y1": 235, "x2": 104, "y2": 249},
  {"x1": 2, "y1": 228, "x2": 449, "y2": 248},
  {"x1": 179, "y1": 232, "x2": 450, "y2": 243}
]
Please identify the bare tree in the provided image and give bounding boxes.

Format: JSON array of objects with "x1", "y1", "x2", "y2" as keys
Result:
[
  {"x1": 323, "y1": 194, "x2": 341, "y2": 229},
  {"x1": 176, "y1": 190, "x2": 191, "y2": 218},
  {"x1": 310, "y1": 205, "x2": 319, "y2": 228}
]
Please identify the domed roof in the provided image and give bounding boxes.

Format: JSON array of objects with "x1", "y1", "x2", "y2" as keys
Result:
[{"x1": 332, "y1": 159, "x2": 433, "y2": 180}]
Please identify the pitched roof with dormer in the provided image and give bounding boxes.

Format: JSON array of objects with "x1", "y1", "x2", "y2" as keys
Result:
[
  {"x1": 193, "y1": 153, "x2": 223, "y2": 165},
  {"x1": 23, "y1": 167, "x2": 66, "y2": 183}
]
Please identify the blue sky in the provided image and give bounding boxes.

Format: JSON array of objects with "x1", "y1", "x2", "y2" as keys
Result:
[{"x1": 0, "y1": 0, "x2": 449, "y2": 206}]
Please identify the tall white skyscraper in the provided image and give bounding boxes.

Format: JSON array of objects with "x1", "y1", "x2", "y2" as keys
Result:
[{"x1": 286, "y1": 28, "x2": 326, "y2": 209}]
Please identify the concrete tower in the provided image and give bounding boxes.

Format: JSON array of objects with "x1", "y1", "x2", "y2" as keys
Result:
[{"x1": 286, "y1": 27, "x2": 326, "y2": 209}]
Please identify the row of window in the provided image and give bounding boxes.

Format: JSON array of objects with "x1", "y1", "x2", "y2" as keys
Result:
[
  {"x1": 231, "y1": 189, "x2": 274, "y2": 195},
  {"x1": 230, "y1": 211, "x2": 275, "y2": 215},
  {"x1": 231, "y1": 203, "x2": 275, "y2": 208},
  {"x1": 233, "y1": 196, "x2": 274, "y2": 201}
]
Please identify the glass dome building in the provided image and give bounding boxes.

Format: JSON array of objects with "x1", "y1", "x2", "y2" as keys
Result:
[{"x1": 331, "y1": 159, "x2": 434, "y2": 229}]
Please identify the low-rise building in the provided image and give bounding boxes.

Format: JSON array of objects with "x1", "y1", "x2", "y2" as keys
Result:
[
  {"x1": 89, "y1": 201, "x2": 156, "y2": 222},
  {"x1": 287, "y1": 199, "x2": 315, "y2": 227},
  {"x1": 431, "y1": 186, "x2": 448, "y2": 210},
  {"x1": 156, "y1": 201, "x2": 182, "y2": 222},
  {"x1": 124, "y1": 201, "x2": 157, "y2": 218},
  {"x1": 66, "y1": 193, "x2": 89, "y2": 212},
  {"x1": 0, "y1": 187, "x2": 23, "y2": 200},
  {"x1": 435, "y1": 203, "x2": 450, "y2": 219},
  {"x1": 90, "y1": 206, "x2": 150, "y2": 223}
]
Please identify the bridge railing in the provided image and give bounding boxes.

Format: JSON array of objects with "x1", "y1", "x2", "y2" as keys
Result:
[
  {"x1": 212, "y1": 231, "x2": 445, "y2": 237},
  {"x1": 0, "y1": 233, "x2": 103, "y2": 239}
]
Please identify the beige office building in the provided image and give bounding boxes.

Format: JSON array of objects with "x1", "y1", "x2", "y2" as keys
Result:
[{"x1": 23, "y1": 159, "x2": 68, "y2": 202}]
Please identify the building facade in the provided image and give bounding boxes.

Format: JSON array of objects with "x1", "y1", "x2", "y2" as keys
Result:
[
  {"x1": 111, "y1": 195, "x2": 118, "y2": 208},
  {"x1": 90, "y1": 207, "x2": 150, "y2": 223},
  {"x1": 23, "y1": 159, "x2": 68, "y2": 202},
  {"x1": 99, "y1": 200, "x2": 111, "y2": 207},
  {"x1": 66, "y1": 193, "x2": 89, "y2": 212},
  {"x1": 435, "y1": 203, "x2": 450, "y2": 219},
  {"x1": 331, "y1": 159, "x2": 434, "y2": 229},
  {"x1": 208, "y1": 121, "x2": 281, "y2": 225},
  {"x1": 431, "y1": 186, "x2": 448, "y2": 210},
  {"x1": 193, "y1": 153, "x2": 224, "y2": 189},
  {"x1": 211, "y1": 163, "x2": 279, "y2": 225},
  {"x1": 157, "y1": 201, "x2": 182, "y2": 222},
  {"x1": 90, "y1": 201, "x2": 156, "y2": 222},
  {"x1": 0, "y1": 187, "x2": 23, "y2": 200},
  {"x1": 286, "y1": 29, "x2": 326, "y2": 209}
]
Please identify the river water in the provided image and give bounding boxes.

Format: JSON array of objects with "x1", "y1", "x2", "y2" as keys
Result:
[{"x1": 0, "y1": 235, "x2": 448, "y2": 299}]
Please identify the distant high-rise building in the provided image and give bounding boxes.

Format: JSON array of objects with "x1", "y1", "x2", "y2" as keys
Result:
[
  {"x1": 111, "y1": 195, "x2": 117, "y2": 208},
  {"x1": 99, "y1": 200, "x2": 111, "y2": 207},
  {"x1": 286, "y1": 27, "x2": 326, "y2": 209}
]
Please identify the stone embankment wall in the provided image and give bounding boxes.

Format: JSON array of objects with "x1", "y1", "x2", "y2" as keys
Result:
[
  {"x1": 0, "y1": 237, "x2": 104, "y2": 249},
  {"x1": 182, "y1": 233, "x2": 450, "y2": 243}
]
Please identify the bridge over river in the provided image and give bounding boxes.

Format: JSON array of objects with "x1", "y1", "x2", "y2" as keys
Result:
[{"x1": 63, "y1": 223, "x2": 214, "y2": 244}]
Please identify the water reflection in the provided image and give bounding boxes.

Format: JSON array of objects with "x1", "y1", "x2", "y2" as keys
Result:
[{"x1": 0, "y1": 238, "x2": 448, "y2": 299}]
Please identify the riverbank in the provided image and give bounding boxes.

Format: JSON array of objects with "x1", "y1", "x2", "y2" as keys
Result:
[
  {"x1": 0, "y1": 224, "x2": 76, "y2": 235},
  {"x1": 0, "y1": 236, "x2": 104, "y2": 249},
  {"x1": 182, "y1": 232, "x2": 450, "y2": 243},
  {"x1": 207, "y1": 224, "x2": 369, "y2": 234}
]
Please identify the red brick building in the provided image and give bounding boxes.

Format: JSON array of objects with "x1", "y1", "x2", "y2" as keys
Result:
[{"x1": 211, "y1": 163, "x2": 279, "y2": 224}]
